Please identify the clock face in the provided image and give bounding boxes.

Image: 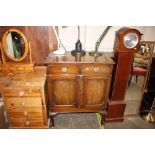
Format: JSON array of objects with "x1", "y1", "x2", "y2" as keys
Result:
[{"x1": 123, "y1": 32, "x2": 139, "y2": 49}]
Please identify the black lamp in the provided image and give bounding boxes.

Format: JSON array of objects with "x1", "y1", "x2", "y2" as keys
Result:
[{"x1": 71, "y1": 26, "x2": 86, "y2": 57}]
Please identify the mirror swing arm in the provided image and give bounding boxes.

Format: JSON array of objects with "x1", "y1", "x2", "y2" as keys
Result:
[
  {"x1": 0, "y1": 28, "x2": 34, "y2": 72},
  {"x1": 0, "y1": 42, "x2": 5, "y2": 64}
]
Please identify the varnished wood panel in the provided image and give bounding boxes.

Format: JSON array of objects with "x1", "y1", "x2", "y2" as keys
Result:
[
  {"x1": 54, "y1": 80, "x2": 76, "y2": 105},
  {"x1": 8, "y1": 111, "x2": 43, "y2": 119},
  {"x1": 2, "y1": 87, "x2": 41, "y2": 97},
  {"x1": 82, "y1": 77, "x2": 106, "y2": 106},
  {"x1": 27, "y1": 27, "x2": 57, "y2": 65},
  {"x1": 9, "y1": 118, "x2": 44, "y2": 128},
  {"x1": 47, "y1": 75, "x2": 79, "y2": 108},
  {"x1": 7, "y1": 107, "x2": 43, "y2": 113},
  {"x1": 45, "y1": 52, "x2": 115, "y2": 65},
  {"x1": 0, "y1": 63, "x2": 34, "y2": 73},
  {"x1": 81, "y1": 65, "x2": 112, "y2": 75},
  {"x1": 51, "y1": 106, "x2": 105, "y2": 112},
  {"x1": 110, "y1": 52, "x2": 133, "y2": 101},
  {"x1": 47, "y1": 65, "x2": 79, "y2": 74},
  {"x1": 27, "y1": 27, "x2": 50, "y2": 51},
  {"x1": 0, "y1": 105, "x2": 7, "y2": 128},
  {"x1": 106, "y1": 101, "x2": 126, "y2": 122}
]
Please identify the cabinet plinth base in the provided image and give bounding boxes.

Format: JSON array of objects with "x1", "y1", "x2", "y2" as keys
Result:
[{"x1": 106, "y1": 101, "x2": 126, "y2": 122}]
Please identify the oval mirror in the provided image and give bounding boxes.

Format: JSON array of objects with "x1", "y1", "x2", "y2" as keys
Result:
[{"x1": 2, "y1": 29, "x2": 28, "y2": 62}]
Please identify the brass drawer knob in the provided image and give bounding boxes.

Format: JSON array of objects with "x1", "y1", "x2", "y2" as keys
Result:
[
  {"x1": 21, "y1": 101, "x2": 26, "y2": 106},
  {"x1": 61, "y1": 67, "x2": 68, "y2": 72},
  {"x1": 25, "y1": 121, "x2": 30, "y2": 126},
  {"x1": 24, "y1": 111, "x2": 28, "y2": 116},
  {"x1": 18, "y1": 67, "x2": 23, "y2": 70},
  {"x1": 94, "y1": 67, "x2": 100, "y2": 72},
  {"x1": 19, "y1": 91, "x2": 24, "y2": 96},
  {"x1": 29, "y1": 89, "x2": 32, "y2": 93},
  {"x1": 8, "y1": 72, "x2": 13, "y2": 76}
]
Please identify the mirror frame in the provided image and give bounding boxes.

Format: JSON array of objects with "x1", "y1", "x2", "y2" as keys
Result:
[
  {"x1": 2, "y1": 28, "x2": 29, "y2": 62},
  {"x1": 125, "y1": 41, "x2": 155, "y2": 115}
]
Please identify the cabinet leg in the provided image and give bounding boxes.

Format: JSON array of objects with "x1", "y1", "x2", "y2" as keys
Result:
[
  {"x1": 99, "y1": 111, "x2": 107, "y2": 125},
  {"x1": 101, "y1": 114, "x2": 105, "y2": 125},
  {"x1": 49, "y1": 112, "x2": 58, "y2": 128},
  {"x1": 49, "y1": 116, "x2": 54, "y2": 128}
]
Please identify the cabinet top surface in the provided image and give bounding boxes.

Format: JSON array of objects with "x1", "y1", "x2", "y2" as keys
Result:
[
  {"x1": 45, "y1": 52, "x2": 115, "y2": 65},
  {"x1": 0, "y1": 66, "x2": 46, "y2": 87}
]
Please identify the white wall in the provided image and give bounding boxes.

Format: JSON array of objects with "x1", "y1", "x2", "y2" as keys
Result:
[
  {"x1": 143, "y1": 26, "x2": 155, "y2": 41},
  {"x1": 58, "y1": 26, "x2": 155, "y2": 52}
]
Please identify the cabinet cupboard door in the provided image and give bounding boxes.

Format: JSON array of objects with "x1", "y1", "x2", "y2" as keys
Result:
[
  {"x1": 82, "y1": 75, "x2": 111, "y2": 108},
  {"x1": 47, "y1": 75, "x2": 79, "y2": 109}
]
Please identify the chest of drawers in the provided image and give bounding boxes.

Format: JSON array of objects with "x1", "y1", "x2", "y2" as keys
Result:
[{"x1": 0, "y1": 67, "x2": 48, "y2": 128}]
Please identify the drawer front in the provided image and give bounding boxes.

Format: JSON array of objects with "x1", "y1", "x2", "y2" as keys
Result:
[
  {"x1": 0, "y1": 64, "x2": 34, "y2": 72},
  {"x1": 81, "y1": 65, "x2": 112, "y2": 75},
  {"x1": 5, "y1": 97, "x2": 42, "y2": 108},
  {"x1": 9, "y1": 118, "x2": 44, "y2": 128},
  {"x1": 7, "y1": 107, "x2": 43, "y2": 113},
  {"x1": 47, "y1": 65, "x2": 79, "y2": 74},
  {"x1": 8, "y1": 111, "x2": 43, "y2": 119},
  {"x1": 2, "y1": 87, "x2": 40, "y2": 97}
]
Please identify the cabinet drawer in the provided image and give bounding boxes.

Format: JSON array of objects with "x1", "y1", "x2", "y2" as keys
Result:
[
  {"x1": 47, "y1": 65, "x2": 79, "y2": 74},
  {"x1": 9, "y1": 118, "x2": 44, "y2": 128},
  {"x1": 2, "y1": 87, "x2": 40, "y2": 97},
  {"x1": 8, "y1": 111, "x2": 43, "y2": 119},
  {"x1": 81, "y1": 65, "x2": 112, "y2": 75},
  {"x1": 5, "y1": 97, "x2": 42, "y2": 108},
  {"x1": 7, "y1": 107, "x2": 43, "y2": 113},
  {"x1": 0, "y1": 64, "x2": 34, "y2": 72}
]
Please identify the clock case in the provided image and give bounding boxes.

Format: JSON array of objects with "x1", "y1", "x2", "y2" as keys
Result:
[
  {"x1": 106, "y1": 27, "x2": 142, "y2": 122},
  {"x1": 114, "y1": 27, "x2": 142, "y2": 53}
]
